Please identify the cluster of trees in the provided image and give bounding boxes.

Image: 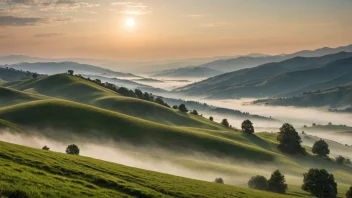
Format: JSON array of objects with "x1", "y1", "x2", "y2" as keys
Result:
[
  {"x1": 246, "y1": 168, "x2": 347, "y2": 198},
  {"x1": 71, "y1": 71, "x2": 171, "y2": 108},
  {"x1": 336, "y1": 155, "x2": 351, "y2": 165},
  {"x1": 42, "y1": 144, "x2": 80, "y2": 155},
  {"x1": 311, "y1": 139, "x2": 351, "y2": 165},
  {"x1": 0, "y1": 67, "x2": 41, "y2": 79},
  {"x1": 248, "y1": 170, "x2": 287, "y2": 194}
]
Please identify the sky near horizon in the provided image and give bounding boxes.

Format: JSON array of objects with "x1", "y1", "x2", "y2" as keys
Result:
[{"x1": 0, "y1": 0, "x2": 351, "y2": 61}]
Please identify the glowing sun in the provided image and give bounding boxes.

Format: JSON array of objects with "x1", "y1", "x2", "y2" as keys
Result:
[{"x1": 125, "y1": 18, "x2": 135, "y2": 27}]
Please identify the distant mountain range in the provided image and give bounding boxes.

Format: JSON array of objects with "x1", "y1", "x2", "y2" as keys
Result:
[
  {"x1": 176, "y1": 52, "x2": 352, "y2": 99},
  {"x1": 200, "y1": 44, "x2": 352, "y2": 72},
  {"x1": 0, "y1": 62, "x2": 139, "y2": 78},
  {"x1": 152, "y1": 67, "x2": 223, "y2": 78},
  {"x1": 253, "y1": 83, "x2": 352, "y2": 109}
]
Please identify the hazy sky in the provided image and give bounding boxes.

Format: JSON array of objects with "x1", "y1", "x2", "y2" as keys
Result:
[{"x1": 0, "y1": 0, "x2": 351, "y2": 60}]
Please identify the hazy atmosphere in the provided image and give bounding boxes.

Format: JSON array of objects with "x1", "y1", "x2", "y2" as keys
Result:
[{"x1": 1, "y1": 1, "x2": 352, "y2": 198}]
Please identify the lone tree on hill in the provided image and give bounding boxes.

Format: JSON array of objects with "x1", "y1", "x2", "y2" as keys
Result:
[
  {"x1": 248, "y1": 175, "x2": 268, "y2": 190},
  {"x1": 214, "y1": 178, "x2": 224, "y2": 184},
  {"x1": 209, "y1": 116, "x2": 214, "y2": 121},
  {"x1": 346, "y1": 186, "x2": 352, "y2": 198},
  {"x1": 336, "y1": 155, "x2": 345, "y2": 164},
  {"x1": 67, "y1": 70, "x2": 74, "y2": 75},
  {"x1": 268, "y1": 170, "x2": 287, "y2": 194},
  {"x1": 66, "y1": 144, "x2": 80, "y2": 155},
  {"x1": 42, "y1": 145, "x2": 50, "y2": 150},
  {"x1": 221, "y1": 119, "x2": 229, "y2": 127},
  {"x1": 241, "y1": 119, "x2": 254, "y2": 134},
  {"x1": 178, "y1": 104, "x2": 188, "y2": 113},
  {"x1": 277, "y1": 123, "x2": 305, "y2": 154},
  {"x1": 312, "y1": 139, "x2": 330, "y2": 157},
  {"x1": 302, "y1": 168, "x2": 337, "y2": 198},
  {"x1": 190, "y1": 110, "x2": 198, "y2": 115}
]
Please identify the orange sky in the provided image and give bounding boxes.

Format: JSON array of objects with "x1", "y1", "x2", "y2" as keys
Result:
[{"x1": 0, "y1": 0, "x2": 351, "y2": 61}]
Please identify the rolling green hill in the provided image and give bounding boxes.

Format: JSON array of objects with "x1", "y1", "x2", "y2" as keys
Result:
[
  {"x1": 0, "y1": 86, "x2": 49, "y2": 108},
  {"x1": 0, "y1": 141, "x2": 301, "y2": 198},
  {"x1": 0, "y1": 99, "x2": 275, "y2": 161},
  {"x1": 4, "y1": 74, "x2": 221, "y2": 129}
]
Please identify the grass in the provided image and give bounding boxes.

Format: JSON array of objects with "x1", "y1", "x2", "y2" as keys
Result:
[
  {"x1": 0, "y1": 86, "x2": 49, "y2": 108},
  {"x1": 0, "y1": 99, "x2": 275, "y2": 162},
  {"x1": 0, "y1": 141, "x2": 301, "y2": 198},
  {"x1": 4, "y1": 74, "x2": 225, "y2": 130}
]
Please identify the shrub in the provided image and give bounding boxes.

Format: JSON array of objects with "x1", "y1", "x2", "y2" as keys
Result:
[
  {"x1": 8, "y1": 190, "x2": 29, "y2": 198},
  {"x1": 66, "y1": 144, "x2": 80, "y2": 155},
  {"x1": 178, "y1": 104, "x2": 188, "y2": 113},
  {"x1": 42, "y1": 145, "x2": 50, "y2": 150},
  {"x1": 209, "y1": 116, "x2": 214, "y2": 121},
  {"x1": 190, "y1": 110, "x2": 199, "y2": 115},
  {"x1": 302, "y1": 168, "x2": 337, "y2": 198},
  {"x1": 214, "y1": 177, "x2": 224, "y2": 184},
  {"x1": 346, "y1": 186, "x2": 352, "y2": 198},
  {"x1": 277, "y1": 123, "x2": 305, "y2": 154},
  {"x1": 241, "y1": 120, "x2": 254, "y2": 134},
  {"x1": 248, "y1": 175, "x2": 268, "y2": 190},
  {"x1": 312, "y1": 139, "x2": 330, "y2": 157},
  {"x1": 336, "y1": 155, "x2": 345, "y2": 164},
  {"x1": 172, "y1": 105, "x2": 178, "y2": 109},
  {"x1": 267, "y1": 170, "x2": 287, "y2": 194},
  {"x1": 221, "y1": 119, "x2": 229, "y2": 127}
]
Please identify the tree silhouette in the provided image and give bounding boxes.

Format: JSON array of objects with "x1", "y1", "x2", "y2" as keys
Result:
[
  {"x1": 346, "y1": 186, "x2": 352, "y2": 198},
  {"x1": 221, "y1": 119, "x2": 229, "y2": 127},
  {"x1": 178, "y1": 104, "x2": 188, "y2": 113},
  {"x1": 277, "y1": 123, "x2": 305, "y2": 154},
  {"x1": 66, "y1": 144, "x2": 80, "y2": 155},
  {"x1": 302, "y1": 168, "x2": 337, "y2": 198},
  {"x1": 312, "y1": 139, "x2": 330, "y2": 157},
  {"x1": 248, "y1": 175, "x2": 268, "y2": 190},
  {"x1": 214, "y1": 178, "x2": 224, "y2": 184},
  {"x1": 268, "y1": 170, "x2": 287, "y2": 194},
  {"x1": 209, "y1": 116, "x2": 214, "y2": 121},
  {"x1": 241, "y1": 119, "x2": 254, "y2": 134}
]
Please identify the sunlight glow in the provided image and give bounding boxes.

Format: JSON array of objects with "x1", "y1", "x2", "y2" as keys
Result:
[{"x1": 125, "y1": 18, "x2": 135, "y2": 27}]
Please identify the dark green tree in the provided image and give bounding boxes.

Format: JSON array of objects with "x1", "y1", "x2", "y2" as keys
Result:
[
  {"x1": 302, "y1": 169, "x2": 337, "y2": 198},
  {"x1": 134, "y1": 89, "x2": 143, "y2": 99},
  {"x1": 214, "y1": 178, "x2": 224, "y2": 184},
  {"x1": 277, "y1": 123, "x2": 305, "y2": 154},
  {"x1": 32, "y1": 73, "x2": 39, "y2": 78},
  {"x1": 241, "y1": 119, "x2": 254, "y2": 134},
  {"x1": 221, "y1": 119, "x2": 229, "y2": 127},
  {"x1": 248, "y1": 175, "x2": 268, "y2": 190},
  {"x1": 178, "y1": 104, "x2": 188, "y2": 113},
  {"x1": 190, "y1": 110, "x2": 198, "y2": 115},
  {"x1": 267, "y1": 170, "x2": 287, "y2": 194},
  {"x1": 155, "y1": 97, "x2": 165, "y2": 105},
  {"x1": 312, "y1": 139, "x2": 330, "y2": 157},
  {"x1": 67, "y1": 70, "x2": 74, "y2": 75},
  {"x1": 42, "y1": 145, "x2": 50, "y2": 150},
  {"x1": 336, "y1": 155, "x2": 345, "y2": 164},
  {"x1": 172, "y1": 105, "x2": 178, "y2": 109},
  {"x1": 346, "y1": 186, "x2": 352, "y2": 198},
  {"x1": 117, "y1": 87, "x2": 131, "y2": 96},
  {"x1": 209, "y1": 116, "x2": 214, "y2": 121},
  {"x1": 66, "y1": 144, "x2": 80, "y2": 155}
]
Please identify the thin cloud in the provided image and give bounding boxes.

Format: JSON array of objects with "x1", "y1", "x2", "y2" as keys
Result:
[
  {"x1": 39, "y1": 0, "x2": 99, "y2": 11},
  {"x1": 0, "y1": 15, "x2": 71, "y2": 26},
  {"x1": 184, "y1": 14, "x2": 207, "y2": 18},
  {"x1": 34, "y1": 33, "x2": 65, "y2": 38},
  {"x1": 111, "y1": 1, "x2": 152, "y2": 15}
]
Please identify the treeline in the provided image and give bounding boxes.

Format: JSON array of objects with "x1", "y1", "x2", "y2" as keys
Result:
[{"x1": 0, "y1": 67, "x2": 44, "y2": 80}]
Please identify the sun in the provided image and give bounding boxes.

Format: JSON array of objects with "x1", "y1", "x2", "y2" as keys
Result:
[{"x1": 125, "y1": 18, "x2": 135, "y2": 27}]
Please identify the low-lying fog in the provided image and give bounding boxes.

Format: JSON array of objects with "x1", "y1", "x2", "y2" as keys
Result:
[{"x1": 1, "y1": 131, "x2": 304, "y2": 186}]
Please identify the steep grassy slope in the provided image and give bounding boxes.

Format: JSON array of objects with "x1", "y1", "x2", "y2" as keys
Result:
[
  {"x1": 176, "y1": 52, "x2": 352, "y2": 98},
  {"x1": 0, "y1": 86, "x2": 49, "y2": 108},
  {"x1": 0, "y1": 100, "x2": 275, "y2": 161},
  {"x1": 0, "y1": 141, "x2": 302, "y2": 198},
  {"x1": 4, "y1": 74, "x2": 220, "y2": 129}
]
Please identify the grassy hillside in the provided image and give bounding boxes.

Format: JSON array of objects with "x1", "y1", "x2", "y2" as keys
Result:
[
  {"x1": 0, "y1": 141, "x2": 302, "y2": 198},
  {"x1": 176, "y1": 52, "x2": 352, "y2": 98},
  {"x1": 0, "y1": 86, "x2": 49, "y2": 108},
  {"x1": 253, "y1": 83, "x2": 352, "y2": 108},
  {"x1": 0, "y1": 99, "x2": 275, "y2": 161},
  {"x1": 4, "y1": 74, "x2": 220, "y2": 129}
]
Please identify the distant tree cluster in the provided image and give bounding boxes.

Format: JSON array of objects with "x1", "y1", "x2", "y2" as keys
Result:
[
  {"x1": 335, "y1": 155, "x2": 351, "y2": 165},
  {"x1": 248, "y1": 170, "x2": 287, "y2": 194},
  {"x1": 0, "y1": 67, "x2": 42, "y2": 80},
  {"x1": 214, "y1": 177, "x2": 224, "y2": 184}
]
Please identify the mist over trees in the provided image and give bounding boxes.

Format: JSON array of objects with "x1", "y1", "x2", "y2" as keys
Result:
[{"x1": 312, "y1": 139, "x2": 330, "y2": 158}]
